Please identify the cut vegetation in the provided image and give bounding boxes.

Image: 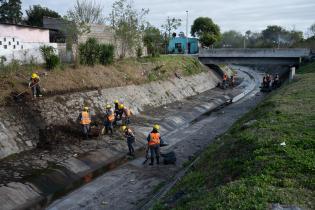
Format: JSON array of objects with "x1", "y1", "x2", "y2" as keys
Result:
[
  {"x1": 0, "y1": 55, "x2": 206, "y2": 106},
  {"x1": 153, "y1": 62, "x2": 315, "y2": 210}
]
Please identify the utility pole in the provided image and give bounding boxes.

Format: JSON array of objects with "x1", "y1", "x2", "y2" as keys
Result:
[
  {"x1": 186, "y1": 10, "x2": 189, "y2": 54},
  {"x1": 277, "y1": 34, "x2": 280, "y2": 49},
  {"x1": 243, "y1": 33, "x2": 246, "y2": 49}
]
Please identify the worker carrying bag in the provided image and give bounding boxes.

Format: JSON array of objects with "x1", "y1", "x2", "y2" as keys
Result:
[{"x1": 161, "y1": 151, "x2": 176, "y2": 165}]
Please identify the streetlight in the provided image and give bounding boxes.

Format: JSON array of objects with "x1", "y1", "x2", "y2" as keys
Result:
[{"x1": 186, "y1": 10, "x2": 189, "y2": 54}]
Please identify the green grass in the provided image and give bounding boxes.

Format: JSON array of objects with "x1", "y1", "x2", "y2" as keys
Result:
[{"x1": 153, "y1": 62, "x2": 315, "y2": 210}]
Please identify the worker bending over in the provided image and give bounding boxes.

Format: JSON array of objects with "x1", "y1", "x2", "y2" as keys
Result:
[
  {"x1": 29, "y1": 73, "x2": 42, "y2": 98},
  {"x1": 147, "y1": 124, "x2": 162, "y2": 165},
  {"x1": 120, "y1": 104, "x2": 132, "y2": 125},
  {"x1": 78, "y1": 107, "x2": 91, "y2": 139},
  {"x1": 122, "y1": 126, "x2": 135, "y2": 156},
  {"x1": 104, "y1": 104, "x2": 115, "y2": 135}
]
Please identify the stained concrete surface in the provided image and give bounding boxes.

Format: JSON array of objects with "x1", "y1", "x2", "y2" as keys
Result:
[
  {"x1": 46, "y1": 66, "x2": 264, "y2": 210},
  {"x1": 0, "y1": 70, "x2": 221, "y2": 159},
  {"x1": 0, "y1": 67, "x2": 248, "y2": 210}
]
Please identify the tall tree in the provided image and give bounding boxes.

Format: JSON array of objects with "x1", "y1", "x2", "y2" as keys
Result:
[
  {"x1": 161, "y1": 17, "x2": 182, "y2": 38},
  {"x1": 26, "y1": 5, "x2": 61, "y2": 27},
  {"x1": 143, "y1": 25, "x2": 163, "y2": 56},
  {"x1": 308, "y1": 23, "x2": 315, "y2": 38},
  {"x1": 109, "y1": 0, "x2": 149, "y2": 58},
  {"x1": 261, "y1": 25, "x2": 303, "y2": 48},
  {"x1": 67, "y1": 0, "x2": 105, "y2": 24},
  {"x1": 191, "y1": 17, "x2": 221, "y2": 47},
  {"x1": 215, "y1": 30, "x2": 243, "y2": 48},
  {"x1": 0, "y1": 0, "x2": 22, "y2": 24}
]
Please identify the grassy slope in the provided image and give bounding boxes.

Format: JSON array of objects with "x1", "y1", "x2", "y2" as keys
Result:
[
  {"x1": 0, "y1": 55, "x2": 205, "y2": 105},
  {"x1": 154, "y1": 62, "x2": 315, "y2": 210}
]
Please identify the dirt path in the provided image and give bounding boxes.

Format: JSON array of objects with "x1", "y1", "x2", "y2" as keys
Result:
[{"x1": 47, "y1": 66, "x2": 265, "y2": 210}]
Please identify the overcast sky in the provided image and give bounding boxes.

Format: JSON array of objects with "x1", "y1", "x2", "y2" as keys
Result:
[{"x1": 22, "y1": 0, "x2": 315, "y2": 36}]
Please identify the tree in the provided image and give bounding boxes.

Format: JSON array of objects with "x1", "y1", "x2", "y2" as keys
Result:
[
  {"x1": 261, "y1": 25, "x2": 303, "y2": 48},
  {"x1": 161, "y1": 17, "x2": 181, "y2": 38},
  {"x1": 143, "y1": 25, "x2": 163, "y2": 56},
  {"x1": 109, "y1": 0, "x2": 149, "y2": 58},
  {"x1": 26, "y1": 5, "x2": 61, "y2": 27},
  {"x1": 308, "y1": 23, "x2": 315, "y2": 38},
  {"x1": 67, "y1": 0, "x2": 105, "y2": 24},
  {"x1": 0, "y1": 0, "x2": 22, "y2": 24},
  {"x1": 191, "y1": 17, "x2": 221, "y2": 47},
  {"x1": 215, "y1": 30, "x2": 243, "y2": 48}
]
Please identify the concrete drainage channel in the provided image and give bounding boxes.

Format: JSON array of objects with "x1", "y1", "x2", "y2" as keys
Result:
[
  {"x1": 1, "y1": 68, "x2": 257, "y2": 210},
  {"x1": 45, "y1": 67, "x2": 261, "y2": 210}
]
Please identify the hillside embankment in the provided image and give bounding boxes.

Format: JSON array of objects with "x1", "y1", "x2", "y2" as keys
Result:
[
  {"x1": 153, "y1": 62, "x2": 315, "y2": 210},
  {"x1": 0, "y1": 56, "x2": 206, "y2": 106}
]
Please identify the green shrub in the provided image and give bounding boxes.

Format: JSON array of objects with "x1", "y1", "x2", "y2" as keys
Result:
[
  {"x1": 46, "y1": 54, "x2": 60, "y2": 70},
  {"x1": 79, "y1": 38, "x2": 99, "y2": 66},
  {"x1": 99, "y1": 44, "x2": 114, "y2": 65},
  {"x1": 40, "y1": 45, "x2": 60, "y2": 70}
]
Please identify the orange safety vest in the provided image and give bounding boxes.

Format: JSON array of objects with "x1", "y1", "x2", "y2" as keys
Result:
[
  {"x1": 148, "y1": 133, "x2": 160, "y2": 146},
  {"x1": 107, "y1": 112, "x2": 115, "y2": 122},
  {"x1": 223, "y1": 74, "x2": 227, "y2": 81},
  {"x1": 80, "y1": 111, "x2": 91, "y2": 125}
]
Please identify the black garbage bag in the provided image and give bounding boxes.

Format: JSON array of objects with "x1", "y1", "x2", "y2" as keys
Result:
[
  {"x1": 161, "y1": 151, "x2": 176, "y2": 165},
  {"x1": 160, "y1": 139, "x2": 168, "y2": 147}
]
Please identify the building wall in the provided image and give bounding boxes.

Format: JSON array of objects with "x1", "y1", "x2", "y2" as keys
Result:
[
  {"x1": 0, "y1": 24, "x2": 53, "y2": 64},
  {"x1": 0, "y1": 24, "x2": 49, "y2": 43},
  {"x1": 168, "y1": 37, "x2": 199, "y2": 54},
  {"x1": 0, "y1": 36, "x2": 57, "y2": 64}
]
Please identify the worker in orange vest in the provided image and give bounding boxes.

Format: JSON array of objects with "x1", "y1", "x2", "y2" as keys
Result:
[
  {"x1": 223, "y1": 73, "x2": 228, "y2": 88},
  {"x1": 119, "y1": 104, "x2": 132, "y2": 125},
  {"x1": 78, "y1": 106, "x2": 91, "y2": 139},
  {"x1": 104, "y1": 104, "x2": 115, "y2": 135},
  {"x1": 146, "y1": 124, "x2": 162, "y2": 165}
]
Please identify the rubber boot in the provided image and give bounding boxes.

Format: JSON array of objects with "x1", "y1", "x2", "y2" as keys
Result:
[
  {"x1": 149, "y1": 158, "x2": 154, "y2": 166},
  {"x1": 156, "y1": 157, "x2": 160, "y2": 165}
]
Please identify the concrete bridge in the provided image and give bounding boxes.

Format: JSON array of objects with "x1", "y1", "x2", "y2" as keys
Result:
[{"x1": 198, "y1": 48, "x2": 312, "y2": 65}]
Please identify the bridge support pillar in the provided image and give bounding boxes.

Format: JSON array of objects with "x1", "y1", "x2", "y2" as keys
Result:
[{"x1": 289, "y1": 67, "x2": 296, "y2": 81}]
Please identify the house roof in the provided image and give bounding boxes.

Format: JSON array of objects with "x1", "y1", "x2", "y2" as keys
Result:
[{"x1": 0, "y1": 22, "x2": 50, "y2": 30}]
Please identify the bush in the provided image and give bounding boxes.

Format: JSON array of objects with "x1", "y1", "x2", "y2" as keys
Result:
[
  {"x1": 99, "y1": 44, "x2": 114, "y2": 65},
  {"x1": 40, "y1": 45, "x2": 60, "y2": 70},
  {"x1": 46, "y1": 54, "x2": 60, "y2": 70},
  {"x1": 79, "y1": 38, "x2": 100, "y2": 66}
]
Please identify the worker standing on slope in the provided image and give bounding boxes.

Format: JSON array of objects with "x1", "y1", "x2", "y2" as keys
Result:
[
  {"x1": 147, "y1": 124, "x2": 162, "y2": 165},
  {"x1": 121, "y1": 126, "x2": 135, "y2": 156},
  {"x1": 78, "y1": 107, "x2": 91, "y2": 139},
  {"x1": 104, "y1": 104, "x2": 115, "y2": 135},
  {"x1": 29, "y1": 73, "x2": 42, "y2": 98},
  {"x1": 222, "y1": 73, "x2": 228, "y2": 89},
  {"x1": 120, "y1": 104, "x2": 132, "y2": 125}
]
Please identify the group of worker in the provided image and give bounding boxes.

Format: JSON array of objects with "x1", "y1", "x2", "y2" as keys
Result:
[
  {"x1": 222, "y1": 73, "x2": 235, "y2": 89},
  {"x1": 262, "y1": 73, "x2": 280, "y2": 90},
  {"x1": 28, "y1": 72, "x2": 162, "y2": 165},
  {"x1": 79, "y1": 102, "x2": 162, "y2": 165}
]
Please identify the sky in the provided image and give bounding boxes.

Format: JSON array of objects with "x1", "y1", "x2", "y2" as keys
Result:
[{"x1": 22, "y1": 0, "x2": 315, "y2": 36}]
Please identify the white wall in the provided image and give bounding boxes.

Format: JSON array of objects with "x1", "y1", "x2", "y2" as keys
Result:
[{"x1": 0, "y1": 36, "x2": 57, "y2": 64}]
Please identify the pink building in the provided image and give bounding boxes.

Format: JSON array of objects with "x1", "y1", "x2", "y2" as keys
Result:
[
  {"x1": 0, "y1": 23, "x2": 49, "y2": 43},
  {"x1": 0, "y1": 23, "x2": 56, "y2": 64}
]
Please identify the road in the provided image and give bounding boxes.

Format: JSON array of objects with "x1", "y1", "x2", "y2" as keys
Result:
[{"x1": 47, "y1": 66, "x2": 265, "y2": 210}]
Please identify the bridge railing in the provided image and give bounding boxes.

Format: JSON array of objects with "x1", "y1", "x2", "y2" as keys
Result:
[{"x1": 198, "y1": 48, "x2": 311, "y2": 58}]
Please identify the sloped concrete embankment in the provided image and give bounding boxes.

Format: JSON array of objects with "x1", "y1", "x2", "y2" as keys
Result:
[
  {"x1": 0, "y1": 70, "x2": 220, "y2": 160},
  {"x1": 0, "y1": 69, "x2": 253, "y2": 210}
]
